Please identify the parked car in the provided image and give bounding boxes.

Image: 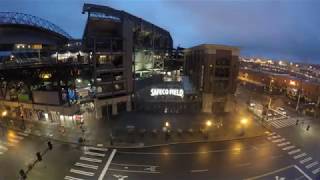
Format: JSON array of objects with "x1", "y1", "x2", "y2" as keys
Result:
[{"x1": 277, "y1": 107, "x2": 287, "y2": 115}]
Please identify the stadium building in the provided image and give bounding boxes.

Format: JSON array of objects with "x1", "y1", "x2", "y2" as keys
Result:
[{"x1": 0, "y1": 3, "x2": 172, "y2": 125}]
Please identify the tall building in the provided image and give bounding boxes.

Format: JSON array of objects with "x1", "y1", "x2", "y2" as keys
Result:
[
  {"x1": 0, "y1": 3, "x2": 172, "y2": 124},
  {"x1": 184, "y1": 44, "x2": 239, "y2": 113},
  {"x1": 82, "y1": 3, "x2": 172, "y2": 118}
]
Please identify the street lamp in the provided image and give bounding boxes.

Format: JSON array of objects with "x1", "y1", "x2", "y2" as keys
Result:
[
  {"x1": 240, "y1": 118, "x2": 248, "y2": 125},
  {"x1": 0, "y1": 110, "x2": 7, "y2": 136},
  {"x1": 206, "y1": 120, "x2": 212, "y2": 127},
  {"x1": 2, "y1": 110, "x2": 7, "y2": 117},
  {"x1": 165, "y1": 121, "x2": 170, "y2": 128}
]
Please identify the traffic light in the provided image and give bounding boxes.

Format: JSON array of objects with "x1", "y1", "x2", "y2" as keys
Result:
[
  {"x1": 36, "y1": 152, "x2": 42, "y2": 161},
  {"x1": 47, "y1": 141, "x2": 53, "y2": 150},
  {"x1": 19, "y1": 169, "x2": 27, "y2": 179}
]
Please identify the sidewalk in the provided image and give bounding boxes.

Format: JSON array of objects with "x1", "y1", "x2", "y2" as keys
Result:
[
  {"x1": 0, "y1": 110, "x2": 268, "y2": 148},
  {"x1": 109, "y1": 111, "x2": 267, "y2": 147}
]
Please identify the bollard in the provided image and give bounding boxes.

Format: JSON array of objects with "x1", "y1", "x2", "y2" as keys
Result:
[
  {"x1": 306, "y1": 125, "x2": 310, "y2": 131},
  {"x1": 296, "y1": 119, "x2": 299, "y2": 125}
]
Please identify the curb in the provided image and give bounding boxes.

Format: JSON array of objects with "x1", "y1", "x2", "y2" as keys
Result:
[
  {"x1": 5, "y1": 123, "x2": 270, "y2": 149},
  {"x1": 108, "y1": 133, "x2": 267, "y2": 149}
]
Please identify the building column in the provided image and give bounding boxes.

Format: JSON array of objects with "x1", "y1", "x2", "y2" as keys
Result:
[
  {"x1": 94, "y1": 99, "x2": 102, "y2": 119},
  {"x1": 126, "y1": 100, "x2": 132, "y2": 112},
  {"x1": 112, "y1": 103, "x2": 118, "y2": 115}
]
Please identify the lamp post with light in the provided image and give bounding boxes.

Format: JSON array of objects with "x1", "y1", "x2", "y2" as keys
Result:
[
  {"x1": 203, "y1": 120, "x2": 212, "y2": 139},
  {"x1": 240, "y1": 118, "x2": 248, "y2": 135},
  {"x1": 0, "y1": 110, "x2": 7, "y2": 136},
  {"x1": 164, "y1": 121, "x2": 170, "y2": 141}
]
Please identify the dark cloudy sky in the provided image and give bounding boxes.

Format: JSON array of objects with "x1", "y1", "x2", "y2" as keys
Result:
[{"x1": 1, "y1": 0, "x2": 319, "y2": 63}]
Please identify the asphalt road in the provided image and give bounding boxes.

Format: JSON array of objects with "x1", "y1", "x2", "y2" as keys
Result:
[{"x1": 0, "y1": 128, "x2": 318, "y2": 180}]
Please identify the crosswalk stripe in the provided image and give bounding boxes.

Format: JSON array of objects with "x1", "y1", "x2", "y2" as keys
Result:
[
  {"x1": 64, "y1": 176, "x2": 85, "y2": 180},
  {"x1": 288, "y1": 149, "x2": 301, "y2": 155},
  {"x1": 0, "y1": 145, "x2": 8, "y2": 151},
  {"x1": 8, "y1": 138, "x2": 19, "y2": 143},
  {"x1": 272, "y1": 138, "x2": 286, "y2": 143},
  {"x1": 282, "y1": 145, "x2": 295, "y2": 151},
  {"x1": 75, "y1": 162, "x2": 98, "y2": 170},
  {"x1": 17, "y1": 132, "x2": 29, "y2": 137},
  {"x1": 312, "y1": 167, "x2": 320, "y2": 174},
  {"x1": 84, "y1": 151, "x2": 105, "y2": 157},
  {"x1": 70, "y1": 168, "x2": 94, "y2": 176},
  {"x1": 86, "y1": 146, "x2": 108, "y2": 152},
  {"x1": 268, "y1": 132, "x2": 276, "y2": 136},
  {"x1": 294, "y1": 153, "x2": 307, "y2": 159},
  {"x1": 306, "y1": 161, "x2": 318, "y2": 169},
  {"x1": 300, "y1": 157, "x2": 312, "y2": 164},
  {"x1": 1, "y1": 141, "x2": 14, "y2": 147},
  {"x1": 11, "y1": 135, "x2": 24, "y2": 140},
  {"x1": 278, "y1": 142, "x2": 290, "y2": 147},
  {"x1": 80, "y1": 157, "x2": 102, "y2": 163},
  {"x1": 271, "y1": 135, "x2": 281, "y2": 139},
  {"x1": 270, "y1": 119, "x2": 295, "y2": 129}
]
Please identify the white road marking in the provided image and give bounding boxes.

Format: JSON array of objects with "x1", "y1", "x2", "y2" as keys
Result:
[
  {"x1": 8, "y1": 138, "x2": 19, "y2": 143},
  {"x1": 98, "y1": 149, "x2": 117, "y2": 180},
  {"x1": 294, "y1": 165, "x2": 312, "y2": 180},
  {"x1": 282, "y1": 145, "x2": 295, "y2": 151},
  {"x1": 0, "y1": 141, "x2": 14, "y2": 147},
  {"x1": 64, "y1": 176, "x2": 85, "y2": 180},
  {"x1": 111, "y1": 162, "x2": 159, "y2": 167},
  {"x1": 17, "y1": 132, "x2": 29, "y2": 136},
  {"x1": 312, "y1": 167, "x2": 320, "y2": 174},
  {"x1": 306, "y1": 161, "x2": 318, "y2": 169},
  {"x1": 270, "y1": 119, "x2": 296, "y2": 129},
  {"x1": 190, "y1": 169, "x2": 208, "y2": 173},
  {"x1": 113, "y1": 174, "x2": 128, "y2": 180},
  {"x1": 277, "y1": 142, "x2": 290, "y2": 147},
  {"x1": 75, "y1": 162, "x2": 98, "y2": 170},
  {"x1": 294, "y1": 153, "x2": 307, "y2": 159},
  {"x1": 87, "y1": 146, "x2": 108, "y2": 152},
  {"x1": 288, "y1": 149, "x2": 301, "y2": 155},
  {"x1": 79, "y1": 157, "x2": 102, "y2": 163},
  {"x1": 271, "y1": 135, "x2": 281, "y2": 139},
  {"x1": 268, "y1": 132, "x2": 276, "y2": 136},
  {"x1": 300, "y1": 157, "x2": 312, "y2": 164},
  {"x1": 70, "y1": 168, "x2": 94, "y2": 176},
  {"x1": 84, "y1": 151, "x2": 105, "y2": 157},
  {"x1": 108, "y1": 168, "x2": 160, "y2": 174},
  {"x1": 0, "y1": 145, "x2": 8, "y2": 151},
  {"x1": 12, "y1": 135, "x2": 24, "y2": 140},
  {"x1": 272, "y1": 138, "x2": 286, "y2": 143}
]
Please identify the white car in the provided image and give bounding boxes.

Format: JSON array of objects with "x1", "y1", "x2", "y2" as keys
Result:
[{"x1": 277, "y1": 107, "x2": 287, "y2": 115}]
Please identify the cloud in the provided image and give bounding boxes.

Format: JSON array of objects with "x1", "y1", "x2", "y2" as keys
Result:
[{"x1": 0, "y1": 0, "x2": 319, "y2": 63}]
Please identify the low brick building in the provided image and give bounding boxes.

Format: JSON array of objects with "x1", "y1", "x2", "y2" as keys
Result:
[{"x1": 184, "y1": 44, "x2": 240, "y2": 113}]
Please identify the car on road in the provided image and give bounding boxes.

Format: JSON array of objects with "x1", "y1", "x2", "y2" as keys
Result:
[{"x1": 276, "y1": 107, "x2": 287, "y2": 115}]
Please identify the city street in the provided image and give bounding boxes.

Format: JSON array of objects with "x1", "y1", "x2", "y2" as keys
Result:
[
  {"x1": 0, "y1": 85, "x2": 319, "y2": 180},
  {"x1": 1, "y1": 127, "x2": 318, "y2": 180}
]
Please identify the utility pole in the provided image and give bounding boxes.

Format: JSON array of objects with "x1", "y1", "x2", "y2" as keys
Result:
[
  {"x1": 266, "y1": 97, "x2": 272, "y2": 121},
  {"x1": 296, "y1": 82, "x2": 302, "y2": 111}
]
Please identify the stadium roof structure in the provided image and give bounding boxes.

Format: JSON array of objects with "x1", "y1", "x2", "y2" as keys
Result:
[{"x1": 0, "y1": 12, "x2": 71, "y2": 39}]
